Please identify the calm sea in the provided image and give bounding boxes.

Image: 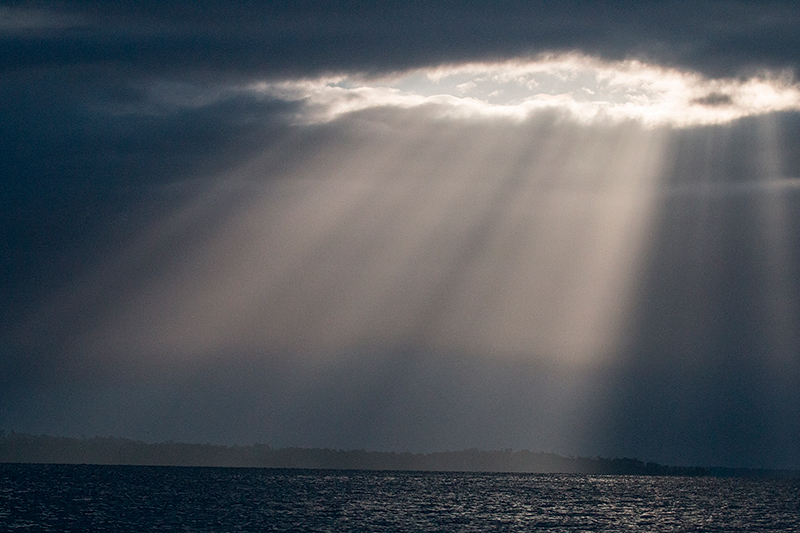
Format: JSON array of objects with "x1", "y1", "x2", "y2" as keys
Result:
[{"x1": 1, "y1": 464, "x2": 799, "y2": 531}]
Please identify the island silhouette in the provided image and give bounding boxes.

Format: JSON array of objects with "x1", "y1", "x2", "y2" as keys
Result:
[{"x1": 10, "y1": 430, "x2": 792, "y2": 476}]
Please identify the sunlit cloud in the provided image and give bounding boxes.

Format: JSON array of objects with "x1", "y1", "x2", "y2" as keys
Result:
[{"x1": 250, "y1": 53, "x2": 800, "y2": 127}]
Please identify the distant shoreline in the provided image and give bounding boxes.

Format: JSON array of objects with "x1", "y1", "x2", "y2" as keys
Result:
[{"x1": 1, "y1": 431, "x2": 796, "y2": 477}]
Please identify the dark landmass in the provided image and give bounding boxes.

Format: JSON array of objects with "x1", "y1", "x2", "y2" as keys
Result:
[
  {"x1": 707, "y1": 467, "x2": 800, "y2": 479},
  {"x1": 1, "y1": 431, "x2": 795, "y2": 477}
]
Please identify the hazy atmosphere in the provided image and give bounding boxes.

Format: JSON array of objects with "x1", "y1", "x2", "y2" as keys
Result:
[{"x1": 2, "y1": 1, "x2": 800, "y2": 469}]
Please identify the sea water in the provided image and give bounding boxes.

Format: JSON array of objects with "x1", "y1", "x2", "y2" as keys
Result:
[{"x1": 1, "y1": 464, "x2": 799, "y2": 531}]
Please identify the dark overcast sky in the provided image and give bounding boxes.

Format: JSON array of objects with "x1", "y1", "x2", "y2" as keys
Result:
[{"x1": 2, "y1": 1, "x2": 800, "y2": 469}]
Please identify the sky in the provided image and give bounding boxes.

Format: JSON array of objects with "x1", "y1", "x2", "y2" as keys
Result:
[{"x1": 2, "y1": 1, "x2": 800, "y2": 469}]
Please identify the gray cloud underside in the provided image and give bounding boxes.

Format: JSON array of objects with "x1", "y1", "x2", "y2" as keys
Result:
[{"x1": 3, "y1": 1, "x2": 800, "y2": 80}]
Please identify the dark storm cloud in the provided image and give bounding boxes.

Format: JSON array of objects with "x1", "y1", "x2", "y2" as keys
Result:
[
  {"x1": 3, "y1": 1, "x2": 800, "y2": 79},
  {"x1": 1, "y1": 71, "x2": 294, "y2": 315}
]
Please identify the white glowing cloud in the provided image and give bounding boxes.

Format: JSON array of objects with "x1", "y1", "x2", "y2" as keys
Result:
[{"x1": 250, "y1": 53, "x2": 800, "y2": 127}]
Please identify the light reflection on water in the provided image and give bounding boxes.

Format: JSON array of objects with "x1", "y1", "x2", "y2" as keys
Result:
[{"x1": 1, "y1": 464, "x2": 799, "y2": 531}]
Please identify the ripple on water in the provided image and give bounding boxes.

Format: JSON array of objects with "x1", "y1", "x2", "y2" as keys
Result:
[{"x1": 1, "y1": 465, "x2": 799, "y2": 532}]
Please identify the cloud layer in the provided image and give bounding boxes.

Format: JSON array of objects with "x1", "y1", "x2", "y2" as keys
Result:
[{"x1": 252, "y1": 54, "x2": 800, "y2": 127}]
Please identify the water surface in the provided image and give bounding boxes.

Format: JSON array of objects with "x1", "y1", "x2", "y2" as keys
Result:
[{"x1": 2, "y1": 464, "x2": 798, "y2": 531}]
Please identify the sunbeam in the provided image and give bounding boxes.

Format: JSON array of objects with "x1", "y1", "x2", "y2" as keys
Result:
[
  {"x1": 5, "y1": 46, "x2": 800, "y2": 465},
  {"x1": 53, "y1": 111, "x2": 668, "y2": 372},
  {"x1": 753, "y1": 116, "x2": 800, "y2": 368}
]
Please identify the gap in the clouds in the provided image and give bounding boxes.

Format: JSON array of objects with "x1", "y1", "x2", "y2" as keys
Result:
[{"x1": 252, "y1": 53, "x2": 800, "y2": 127}]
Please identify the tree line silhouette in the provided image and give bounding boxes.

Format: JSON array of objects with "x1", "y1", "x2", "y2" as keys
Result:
[{"x1": 0, "y1": 431, "x2": 720, "y2": 475}]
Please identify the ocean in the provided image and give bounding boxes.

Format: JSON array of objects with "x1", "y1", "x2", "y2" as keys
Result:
[{"x1": 2, "y1": 464, "x2": 798, "y2": 531}]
